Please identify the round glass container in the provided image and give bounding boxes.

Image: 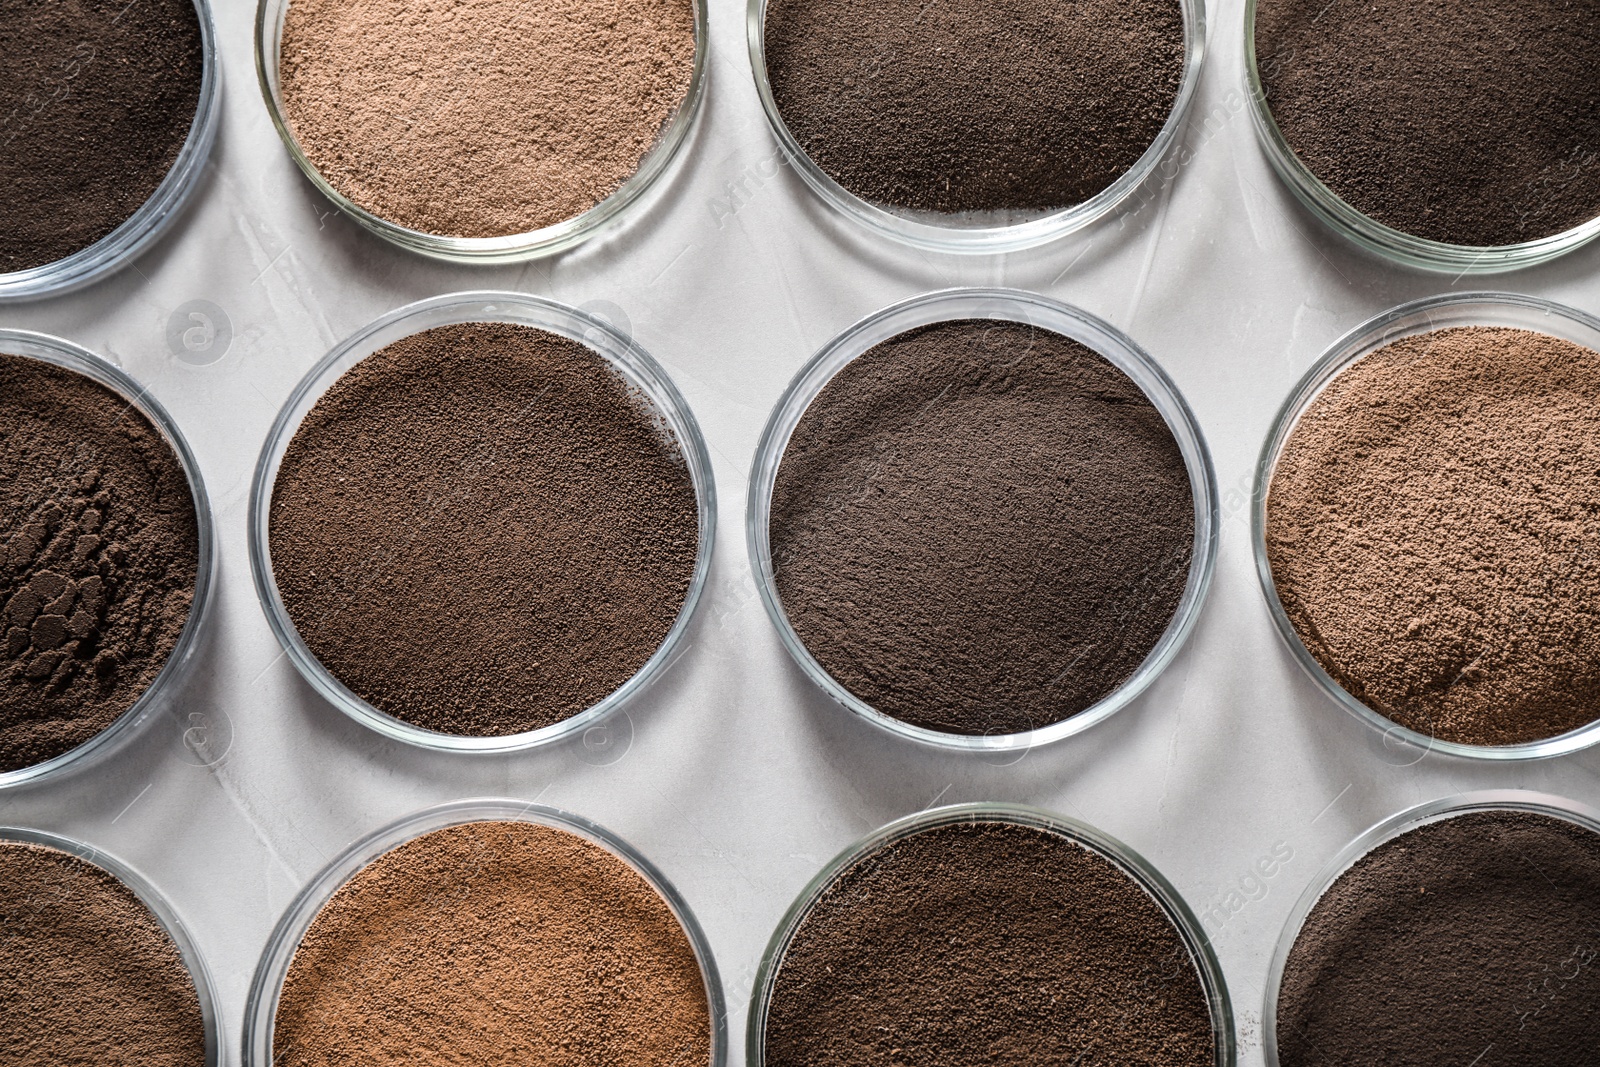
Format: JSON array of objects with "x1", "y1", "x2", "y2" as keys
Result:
[
  {"x1": 748, "y1": 803, "x2": 1237, "y2": 1067},
  {"x1": 248, "y1": 291, "x2": 716, "y2": 753},
  {"x1": 242, "y1": 798, "x2": 729, "y2": 1067},
  {"x1": 1252, "y1": 291, "x2": 1600, "y2": 761},
  {"x1": 0, "y1": 825, "x2": 222, "y2": 1064},
  {"x1": 1243, "y1": 0, "x2": 1600, "y2": 274},
  {"x1": 0, "y1": 331, "x2": 216, "y2": 789},
  {"x1": 747, "y1": 0, "x2": 1208, "y2": 254},
  {"x1": 0, "y1": 0, "x2": 221, "y2": 302},
  {"x1": 254, "y1": 0, "x2": 707, "y2": 263},
  {"x1": 1263, "y1": 790, "x2": 1600, "y2": 1067},
  {"x1": 747, "y1": 288, "x2": 1219, "y2": 752}
]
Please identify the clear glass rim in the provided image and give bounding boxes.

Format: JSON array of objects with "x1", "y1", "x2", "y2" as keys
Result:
[
  {"x1": 1261, "y1": 789, "x2": 1600, "y2": 1067},
  {"x1": 746, "y1": 802, "x2": 1237, "y2": 1067},
  {"x1": 247, "y1": 290, "x2": 717, "y2": 753},
  {"x1": 746, "y1": 287, "x2": 1219, "y2": 752},
  {"x1": 0, "y1": 330, "x2": 217, "y2": 789},
  {"x1": 253, "y1": 0, "x2": 708, "y2": 263},
  {"x1": 1252, "y1": 291, "x2": 1600, "y2": 761},
  {"x1": 0, "y1": 0, "x2": 221, "y2": 302},
  {"x1": 240, "y1": 798, "x2": 729, "y2": 1067},
  {"x1": 1242, "y1": 0, "x2": 1600, "y2": 274},
  {"x1": 0, "y1": 825, "x2": 223, "y2": 1065},
  {"x1": 747, "y1": 0, "x2": 1208, "y2": 254}
]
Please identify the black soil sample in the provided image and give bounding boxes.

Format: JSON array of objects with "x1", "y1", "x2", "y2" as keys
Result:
[
  {"x1": 0, "y1": 354, "x2": 199, "y2": 773},
  {"x1": 1255, "y1": 0, "x2": 1600, "y2": 246},
  {"x1": 1277, "y1": 809, "x2": 1600, "y2": 1067},
  {"x1": 0, "y1": 0, "x2": 204, "y2": 272},
  {"x1": 770, "y1": 319, "x2": 1194, "y2": 736},
  {"x1": 764, "y1": 0, "x2": 1186, "y2": 216},
  {"x1": 764, "y1": 819, "x2": 1216, "y2": 1067}
]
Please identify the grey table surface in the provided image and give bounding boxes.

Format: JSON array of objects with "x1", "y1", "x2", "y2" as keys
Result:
[{"x1": 6, "y1": 0, "x2": 1600, "y2": 1063}]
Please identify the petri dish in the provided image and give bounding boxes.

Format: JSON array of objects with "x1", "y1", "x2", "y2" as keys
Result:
[
  {"x1": 0, "y1": 825, "x2": 222, "y2": 1065},
  {"x1": 748, "y1": 803, "x2": 1236, "y2": 1067},
  {"x1": 747, "y1": 0, "x2": 1208, "y2": 254},
  {"x1": 1243, "y1": 0, "x2": 1600, "y2": 274},
  {"x1": 242, "y1": 798, "x2": 728, "y2": 1067},
  {"x1": 248, "y1": 291, "x2": 715, "y2": 752},
  {"x1": 1264, "y1": 790, "x2": 1600, "y2": 1067},
  {"x1": 0, "y1": 331, "x2": 216, "y2": 789},
  {"x1": 747, "y1": 287, "x2": 1218, "y2": 752},
  {"x1": 254, "y1": 0, "x2": 708, "y2": 263},
  {"x1": 1253, "y1": 291, "x2": 1600, "y2": 761},
  {"x1": 0, "y1": 0, "x2": 221, "y2": 301}
]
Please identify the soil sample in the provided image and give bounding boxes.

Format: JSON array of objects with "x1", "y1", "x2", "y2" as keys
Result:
[
  {"x1": 1266, "y1": 326, "x2": 1600, "y2": 747},
  {"x1": 763, "y1": 819, "x2": 1216, "y2": 1067},
  {"x1": 764, "y1": 0, "x2": 1185, "y2": 217},
  {"x1": 770, "y1": 319, "x2": 1195, "y2": 736},
  {"x1": 1255, "y1": 0, "x2": 1600, "y2": 246},
  {"x1": 1277, "y1": 808, "x2": 1600, "y2": 1067},
  {"x1": 274, "y1": 820, "x2": 711, "y2": 1067},
  {"x1": 278, "y1": 0, "x2": 696, "y2": 237},
  {"x1": 0, "y1": 354, "x2": 199, "y2": 774},
  {"x1": 0, "y1": 0, "x2": 204, "y2": 273},
  {"x1": 0, "y1": 840, "x2": 206, "y2": 1066},
  {"x1": 269, "y1": 322, "x2": 699, "y2": 737}
]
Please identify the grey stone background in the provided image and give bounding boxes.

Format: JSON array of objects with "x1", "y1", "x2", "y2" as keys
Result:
[{"x1": 4, "y1": 0, "x2": 1599, "y2": 1062}]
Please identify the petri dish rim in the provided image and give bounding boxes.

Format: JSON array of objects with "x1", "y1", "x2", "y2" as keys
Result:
[
  {"x1": 1251, "y1": 291, "x2": 1600, "y2": 762},
  {"x1": 240, "y1": 797, "x2": 729, "y2": 1067},
  {"x1": 745, "y1": 287, "x2": 1219, "y2": 752},
  {"x1": 1242, "y1": 0, "x2": 1600, "y2": 275},
  {"x1": 0, "y1": 824, "x2": 223, "y2": 1066},
  {"x1": 0, "y1": 330, "x2": 217, "y2": 790},
  {"x1": 0, "y1": 0, "x2": 222, "y2": 302},
  {"x1": 746, "y1": 802, "x2": 1237, "y2": 1067},
  {"x1": 247, "y1": 290, "x2": 717, "y2": 754},
  {"x1": 253, "y1": 0, "x2": 709, "y2": 264},
  {"x1": 746, "y1": 0, "x2": 1209, "y2": 255},
  {"x1": 1261, "y1": 789, "x2": 1600, "y2": 1067}
]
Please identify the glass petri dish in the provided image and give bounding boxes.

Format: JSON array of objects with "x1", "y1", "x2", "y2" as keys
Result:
[
  {"x1": 248, "y1": 291, "x2": 716, "y2": 753},
  {"x1": 0, "y1": 0, "x2": 221, "y2": 302},
  {"x1": 1243, "y1": 0, "x2": 1600, "y2": 274},
  {"x1": 241, "y1": 798, "x2": 729, "y2": 1067},
  {"x1": 0, "y1": 825, "x2": 222, "y2": 1065},
  {"x1": 746, "y1": 288, "x2": 1219, "y2": 752},
  {"x1": 0, "y1": 331, "x2": 216, "y2": 789},
  {"x1": 747, "y1": 0, "x2": 1208, "y2": 255},
  {"x1": 254, "y1": 0, "x2": 708, "y2": 263},
  {"x1": 1252, "y1": 291, "x2": 1600, "y2": 761},
  {"x1": 748, "y1": 803, "x2": 1237, "y2": 1067},
  {"x1": 1262, "y1": 790, "x2": 1600, "y2": 1067}
]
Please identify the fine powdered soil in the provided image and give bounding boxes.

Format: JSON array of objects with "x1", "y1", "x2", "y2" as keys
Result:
[
  {"x1": 770, "y1": 320, "x2": 1194, "y2": 736},
  {"x1": 279, "y1": 0, "x2": 697, "y2": 237},
  {"x1": 1266, "y1": 326, "x2": 1600, "y2": 747},
  {"x1": 274, "y1": 820, "x2": 711, "y2": 1067},
  {"x1": 1255, "y1": 0, "x2": 1600, "y2": 246},
  {"x1": 0, "y1": 355, "x2": 199, "y2": 774},
  {"x1": 1277, "y1": 809, "x2": 1600, "y2": 1067},
  {"x1": 269, "y1": 322, "x2": 698, "y2": 737},
  {"x1": 764, "y1": 819, "x2": 1215, "y2": 1067},
  {"x1": 0, "y1": 840, "x2": 206, "y2": 1066},
  {"x1": 0, "y1": 0, "x2": 204, "y2": 273},
  {"x1": 764, "y1": 0, "x2": 1185, "y2": 216}
]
